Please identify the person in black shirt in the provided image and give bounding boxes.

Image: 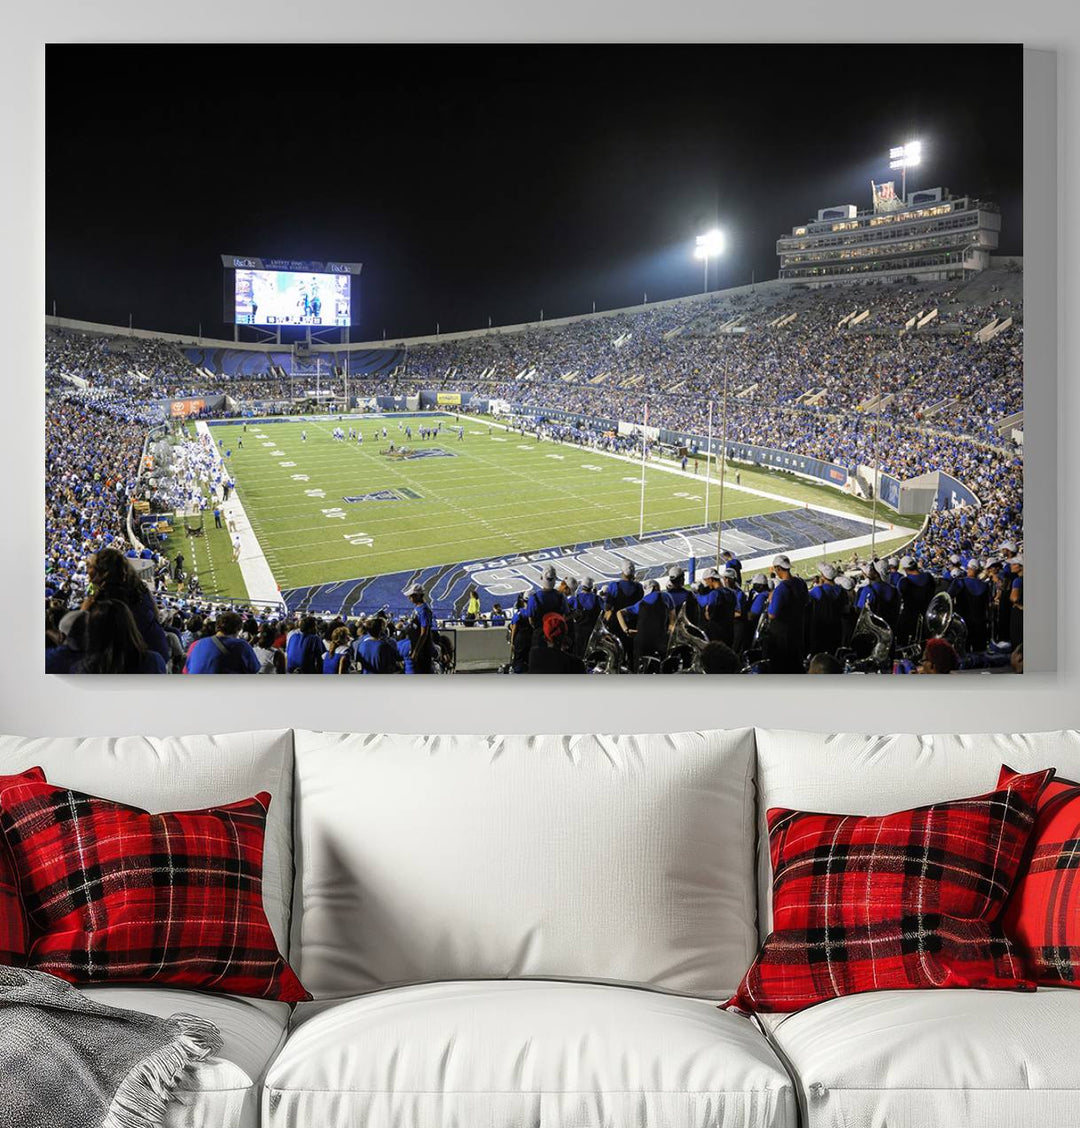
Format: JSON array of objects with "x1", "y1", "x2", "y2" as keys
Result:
[{"x1": 528, "y1": 613, "x2": 586, "y2": 673}]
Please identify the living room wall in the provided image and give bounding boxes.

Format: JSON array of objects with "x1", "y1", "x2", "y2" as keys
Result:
[{"x1": 3, "y1": 4, "x2": 1075, "y2": 737}]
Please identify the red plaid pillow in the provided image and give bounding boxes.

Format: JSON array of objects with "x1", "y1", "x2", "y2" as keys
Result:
[
  {"x1": 0, "y1": 769, "x2": 47, "y2": 964},
  {"x1": 0, "y1": 777, "x2": 309, "y2": 1002},
  {"x1": 1000, "y1": 765, "x2": 1080, "y2": 986},
  {"x1": 726, "y1": 768, "x2": 1051, "y2": 1014}
]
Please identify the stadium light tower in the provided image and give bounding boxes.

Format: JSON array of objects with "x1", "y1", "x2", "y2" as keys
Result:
[
  {"x1": 694, "y1": 229, "x2": 726, "y2": 293},
  {"x1": 888, "y1": 139, "x2": 922, "y2": 202}
]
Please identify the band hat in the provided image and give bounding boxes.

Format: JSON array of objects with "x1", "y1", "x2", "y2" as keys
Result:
[
  {"x1": 1000, "y1": 540, "x2": 1018, "y2": 552},
  {"x1": 668, "y1": 565, "x2": 685, "y2": 579},
  {"x1": 771, "y1": 554, "x2": 791, "y2": 569},
  {"x1": 621, "y1": 561, "x2": 636, "y2": 578},
  {"x1": 966, "y1": 559, "x2": 980, "y2": 571},
  {"x1": 581, "y1": 577, "x2": 594, "y2": 590},
  {"x1": 819, "y1": 563, "x2": 837, "y2": 579},
  {"x1": 751, "y1": 574, "x2": 768, "y2": 587},
  {"x1": 888, "y1": 557, "x2": 899, "y2": 567},
  {"x1": 722, "y1": 567, "x2": 738, "y2": 580},
  {"x1": 899, "y1": 556, "x2": 915, "y2": 570},
  {"x1": 950, "y1": 567, "x2": 962, "y2": 577},
  {"x1": 700, "y1": 567, "x2": 720, "y2": 581},
  {"x1": 541, "y1": 564, "x2": 558, "y2": 586},
  {"x1": 835, "y1": 574, "x2": 855, "y2": 591},
  {"x1": 1011, "y1": 554, "x2": 1023, "y2": 567},
  {"x1": 405, "y1": 583, "x2": 425, "y2": 597}
]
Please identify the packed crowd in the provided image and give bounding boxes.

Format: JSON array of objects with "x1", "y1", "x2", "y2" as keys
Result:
[{"x1": 44, "y1": 272, "x2": 1025, "y2": 673}]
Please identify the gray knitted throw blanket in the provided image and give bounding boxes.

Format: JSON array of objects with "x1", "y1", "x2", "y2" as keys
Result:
[{"x1": 0, "y1": 966, "x2": 222, "y2": 1128}]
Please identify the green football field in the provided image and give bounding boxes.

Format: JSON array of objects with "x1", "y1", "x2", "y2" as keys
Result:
[{"x1": 180, "y1": 413, "x2": 913, "y2": 601}]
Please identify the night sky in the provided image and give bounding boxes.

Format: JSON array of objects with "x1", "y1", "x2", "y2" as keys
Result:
[{"x1": 46, "y1": 44, "x2": 1022, "y2": 341}]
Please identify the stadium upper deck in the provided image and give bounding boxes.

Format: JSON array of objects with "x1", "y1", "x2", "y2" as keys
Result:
[{"x1": 777, "y1": 188, "x2": 1002, "y2": 285}]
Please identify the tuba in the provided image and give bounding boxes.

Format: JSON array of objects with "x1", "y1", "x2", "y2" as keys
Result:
[
  {"x1": 583, "y1": 614, "x2": 629, "y2": 674},
  {"x1": 662, "y1": 602, "x2": 711, "y2": 673},
  {"x1": 924, "y1": 591, "x2": 968, "y2": 654},
  {"x1": 849, "y1": 603, "x2": 894, "y2": 668}
]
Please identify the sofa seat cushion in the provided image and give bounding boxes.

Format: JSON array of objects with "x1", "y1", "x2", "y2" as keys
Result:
[
  {"x1": 758, "y1": 988, "x2": 1080, "y2": 1128},
  {"x1": 80, "y1": 985, "x2": 290, "y2": 1128},
  {"x1": 264, "y1": 980, "x2": 796, "y2": 1128}
]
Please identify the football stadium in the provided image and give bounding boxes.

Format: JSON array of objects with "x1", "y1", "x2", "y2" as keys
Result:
[
  {"x1": 44, "y1": 46, "x2": 1023, "y2": 677},
  {"x1": 45, "y1": 247, "x2": 1023, "y2": 675}
]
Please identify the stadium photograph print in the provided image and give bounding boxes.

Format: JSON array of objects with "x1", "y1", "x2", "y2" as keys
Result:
[{"x1": 44, "y1": 43, "x2": 1024, "y2": 677}]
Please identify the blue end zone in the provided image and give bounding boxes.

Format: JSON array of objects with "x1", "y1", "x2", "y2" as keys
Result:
[{"x1": 282, "y1": 508, "x2": 874, "y2": 618}]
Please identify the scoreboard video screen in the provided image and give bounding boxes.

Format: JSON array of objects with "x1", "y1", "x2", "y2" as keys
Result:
[{"x1": 235, "y1": 268, "x2": 351, "y2": 327}]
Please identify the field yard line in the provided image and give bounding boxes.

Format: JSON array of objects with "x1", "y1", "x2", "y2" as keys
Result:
[
  {"x1": 451, "y1": 411, "x2": 901, "y2": 533},
  {"x1": 195, "y1": 421, "x2": 282, "y2": 605},
  {"x1": 302, "y1": 416, "x2": 520, "y2": 546}
]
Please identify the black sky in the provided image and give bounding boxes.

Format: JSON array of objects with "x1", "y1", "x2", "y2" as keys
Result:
[{"x1": 46, "y1": 44, "x2": 1023, "y2": 340}]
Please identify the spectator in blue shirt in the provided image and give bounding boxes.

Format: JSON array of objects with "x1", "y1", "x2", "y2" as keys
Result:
[
  {"x1": 407, "y1": 584, "x2": 435, "y2": 673},
  {"x1": 287, "y1": 616, "x2": 325, "y2": 673},
  {"x1": 355, "y1": 618, "x2": 399, "y2": 673},
  {"x1": 185, "y1": 611, "x2": 260, "y2": 674},
  {"x1": 322, "y1": 626, "x2": 353, "y2": 675}
]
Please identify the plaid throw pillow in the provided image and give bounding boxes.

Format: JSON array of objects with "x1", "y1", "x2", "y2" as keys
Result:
[
  {"x1": 726, "y1": 767, "x2": 1051, "y2": 1014},
  {"x1": 1000, "y1": 765, "x2": 1080, "y2": 986},
  {"x1": 0, "y1": 769, "x2": 47, "y2": 964},
  {"x1": 0, "y1": 777, "x2": 309, "y2": 1002}
]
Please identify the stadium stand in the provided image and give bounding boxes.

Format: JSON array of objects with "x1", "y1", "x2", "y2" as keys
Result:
[{"x1": 44, "y1": 267, "x2": 1024, "y2": 674}]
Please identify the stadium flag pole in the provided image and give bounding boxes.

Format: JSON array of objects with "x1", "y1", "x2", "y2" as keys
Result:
[
  {"x1": 715, "y1": 346, "x2": 731, "y2": 564},
  {"x1": 704, "y1": 400, "x2": 714, "y2": 528},
  {"x1": 638, "y1": 403, "x2": 649, "y2": 538}
]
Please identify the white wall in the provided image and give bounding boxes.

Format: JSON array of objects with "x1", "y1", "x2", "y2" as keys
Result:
[{"x1": 2, "y1": 5, "x2": 1073, "y2": 737}]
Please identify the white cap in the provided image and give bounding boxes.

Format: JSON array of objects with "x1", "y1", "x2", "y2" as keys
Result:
[
  {"x1": 1000, "y1": 540, "x2": 1018, "y2": 553},
  {"x1": 950, "y1": 566, "x2": 962, "y2": 578},
  {"x1": 541, "y1": 564, "x2": 558, "y2": 585},
  {"x1": 405, "y1": 583, "x2": 425, "y2": 597},
  {"x1": 772, "y1": 554, "x2": 791, "y2": 570},
  {"x1": 819, "y1": 563, "x2": 837, "y2": 579},
  {"x1": 723, "y1": 567, "x2": 738, "y2": 580},
  {"x1": 700, "y1": 567, "x2": 719, "y2": 581},
  {"x1": 985, "y1": 557, "x2": 1000, "y2": 569},
  {"x1": 888, "y1": 557, "x2": 899, "y2": 567},
  {"x1": 621, "y1": 560, "x2": 636, "y2": 578},
  {"x1": 949, "y1": 554, "x2": 961, "y2": 565},
  {"x1": 966, "y1": 558, "x2": 979, "y2": 571},
  {"x1": 862, "y1": 563, "x2": 875, "y2": 578},
  {"x1": 751, "y1": 574, "x2": 768, "y2": 588},
  {"x1": 835, "y1": 574, "x2": 855, "y2": 591},
  {"x1": 899, "y1": 556, "x2": 915, "y2": 570},
  {"x1": 1011, "y1": 554, "x2": 1023, "y2": 567},
  {"x1": 581, "y1": 576, "x2": 594, "y2": 590},
  {"x1": 668, "y1": 564, "x2": 684, "y2": 580}
]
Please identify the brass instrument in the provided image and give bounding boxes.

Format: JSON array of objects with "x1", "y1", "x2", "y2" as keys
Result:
[
  {"x1": 662, "y1": 602, "x2": 710, "y2": 673},
  {"x1": 583, "y1": 614, "x2": 629, "y2": 675},
  {"x1": 849, "y1": 603, "x2": 894, "y2": 668},
  {"x1": 925, "y1": 591, "x2": 968, "y2": 654}
]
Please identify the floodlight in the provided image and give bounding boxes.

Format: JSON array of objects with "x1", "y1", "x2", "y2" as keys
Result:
[
  {"x1": 889, "y1": 140, "x2": 922, "y2": 170},
  {"x1": 695, "y1": 229, "x2": 726, "y2": 258}
]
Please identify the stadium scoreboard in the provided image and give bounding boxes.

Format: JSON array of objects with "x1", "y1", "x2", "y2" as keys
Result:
[{"x1": 221, "y1": 254, "x2": 362, "y2": 327}]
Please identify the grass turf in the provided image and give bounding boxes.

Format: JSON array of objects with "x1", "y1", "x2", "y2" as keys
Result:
[{"x1": 180, "y1": 413, "x2": 913, "y2": 602}]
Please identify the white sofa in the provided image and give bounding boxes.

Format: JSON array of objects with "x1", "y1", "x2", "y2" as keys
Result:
[{"x1": 1, "y1": 728, "x2": 1077, "y2": 1128}]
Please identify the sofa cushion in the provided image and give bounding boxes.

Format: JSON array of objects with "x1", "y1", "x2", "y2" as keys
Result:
[
  {"x1": 292, "y1": 729, "x2": 758, "y2": 1000},
  {"x1": 264, "y1": 980, "x2": 796, "y2": 1128},
  {"x1": 1000, "y1": 765, "x2": 1080, "y2": 986},
  {"x1": 729, "y1": 769, "x2": 1048, "y2": 1013},
  {"x1": 0, "y1": 768, "x2": 45, "y2": 963},
  {"x1": 757, "y1": 988, "x2": 1080, "y2": 1128},
  {"x1": 80, "y1": 985, "x2": 290, "y2": 1128},
  {"x1": 753, "y1": 730, "x2": 1080, "y2": 932},
  {"x1": 0, "y1": 732, "x2": 295, "y2": 958},
  {"x1": 0, "y1": 779, "x2": 308, "y2": 1001}
]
